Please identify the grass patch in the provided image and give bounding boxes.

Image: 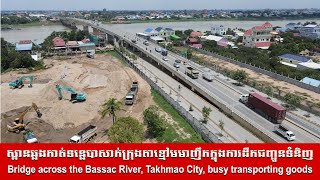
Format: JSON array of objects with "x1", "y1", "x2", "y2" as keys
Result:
[
  {"x1": 151, "y1": 89, "x2": 204, "y2": 143},
  {"x1": 107, "y1": 50, "x2": 128, "y2": 66}
]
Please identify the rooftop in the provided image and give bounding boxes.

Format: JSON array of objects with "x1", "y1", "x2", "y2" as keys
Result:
[
  {"x1": 298, "y1": 62, "x2": 320, "y2": 70},
  {"x1": 190, "y1": 31, "x2": 203, "y2": 37},
  {"x1": 18, "y1": 40, "x2": 32, "y2": 44},
  {"x1": 250, "y1": 92, "x2": 285, "y2": 111},
  {"x1": 144, "y1": 28, "x2": 154, "y2": 33},
  {"x1": 300, "y1": 77, "x2": 320, "y2": 87},
  {"x1": 52, "y1": 37, "x2": 66, "y2": 47},
  {"x1": 255, "y1": 42, "x2": 272, "y2": 48},
  {"x1": 279, "y1": 54, "x2": 310, "y2": 63},
  {"x1": 15, "y1": 43, "x2": 32, "y2": 51}
]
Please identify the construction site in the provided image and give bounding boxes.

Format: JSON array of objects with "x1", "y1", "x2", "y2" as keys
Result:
[{"x1": 1, "y1": 53, "x2": 154, "y2": 143}]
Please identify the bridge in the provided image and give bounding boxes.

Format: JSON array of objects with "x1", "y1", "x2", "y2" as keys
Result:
[{"x1": 63, "y1": 18, "x2": 320, "y2": 143}]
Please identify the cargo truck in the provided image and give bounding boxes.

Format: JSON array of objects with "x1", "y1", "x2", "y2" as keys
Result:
[
  {"x1": 239, "y1": 92, "x2": 286, "y2": 124},
  {"x1": 161, "y1": 49, "x2": 168, "y2": 56},
  {"x1": 125, "y1": 82, "x2": 139, "y2": 105},
  {"x1": 69, "y1": 125, "x2": 97, "y2": 143},
  {"x1": 274, "y1": 125, "x2": 296, "y2": 141},
  {"x1": 185, "y1": 66, "x2": 199, "y2": 79}
]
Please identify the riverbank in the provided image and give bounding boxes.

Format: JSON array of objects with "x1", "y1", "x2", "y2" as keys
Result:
[
  {"x1": 104, "y1": 17, "x2": 320, "y2": 24},
  {"x1": 1, "y1": 21, "x2": 62, "y2": 28}
]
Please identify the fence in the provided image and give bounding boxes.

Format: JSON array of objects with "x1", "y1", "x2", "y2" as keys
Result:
[
  {"x1": 194, "y1": 48, "x2": 320, "y2": 94},
  {"x1": 116, "y1": 50, "x2": 223, "y2": 143}
]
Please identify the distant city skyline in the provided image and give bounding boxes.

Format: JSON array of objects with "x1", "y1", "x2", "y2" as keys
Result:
[{"x1": 2, "y1": 0, "x2": 320, "y2": 11}]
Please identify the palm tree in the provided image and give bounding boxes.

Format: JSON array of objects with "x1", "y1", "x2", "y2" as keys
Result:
[{"x1": 101, "y1": 98, "x2": 122, "y2": 124}]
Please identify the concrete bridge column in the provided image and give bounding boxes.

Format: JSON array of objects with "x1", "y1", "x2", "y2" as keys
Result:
[{"x1": 83, "y1": 25, "x2": 89, "y2": 33}]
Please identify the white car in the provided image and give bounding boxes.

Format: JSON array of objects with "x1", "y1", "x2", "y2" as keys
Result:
[
  {"x1": 162, "y1": 57, "x2": 169, "y2": 61},
  {"x1": 173, "y1": 62, "x2": 180, "y2": 68}
]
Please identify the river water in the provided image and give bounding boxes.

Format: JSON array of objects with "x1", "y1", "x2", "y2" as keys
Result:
[
  {"x1": 1, "y1": 19, "x2": 319, "y2": 44},
  {"x1": 1, "y1": 25, "x2": 70, "y2": 44}
]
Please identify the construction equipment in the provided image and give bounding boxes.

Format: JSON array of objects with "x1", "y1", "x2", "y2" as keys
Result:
[
  {"x1": 23, "y1": 130, "x2": 39, "y2": 143},
  {"x1": 7, "y1": 103, "x2": 42, "y2": 133},
  {"x1": 9, "y1": 76, "x2": 34, "y2": 89},
  {"x1": 69, "y1": 125, "x2": 97, "y2": 143},
  {"x1": 56, "y1": 84, "x2": 87, "y2": 103},
  {"x1": 125, "y1": 81, "x2": 139, "y2": 105}
]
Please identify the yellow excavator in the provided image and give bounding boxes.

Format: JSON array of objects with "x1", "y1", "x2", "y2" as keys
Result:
[{"x1": 7, "y1": 103, "x2": 42, "y2": 133}]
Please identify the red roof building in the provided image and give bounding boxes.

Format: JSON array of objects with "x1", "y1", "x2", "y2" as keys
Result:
[
  {"x1": 187, "y1": 37, "x2": 198, "y2": 44},
  {"x1": 190, "y1": 31, "x2": 203, "y2": 38},
  {"x1": 19, "y1": 40, "x2": 32, "y2": 44},
  {"x1": 243, "y1": 22, "x2": 273, "y2": 49},
  {"x1": 52, "y1": 37, "x2": 66, "y2": 47}
]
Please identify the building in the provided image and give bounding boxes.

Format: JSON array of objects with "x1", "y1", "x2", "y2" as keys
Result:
[
  {"x1": 279, "y1": 54, "x2": 312, "y2": 67},
  {"x1": 297, "y1": 62, "x2": 320, "y2": 70},
  {"x1": 155, "y1": 27, "x2": 175, "y2": 41},
  {"x1": 298, "y1": 24, "x2": 320, "y2": 39},
  {"x1": 186, "y1": 37, "x2": 199, "y2": 45},
  {"x1": 78, "y1": 39, "x2": 96, "y2": 52},
  {"x1": 15, "y1": 40, "x2": 33, "y2": 51},
  {"x1": 52, "y1": 37, "x2": 66, "y2": 51},
  {"x1": 66, "y1": 41, "x2": 79, "y2": 52},
  {"x1": 285, "y1": 23, "x2": 302, "y2": 30},
  {"x1": 211, "y1": 25, "x2": 226, "y2": 36},
  {"x1": 243, "y1": 22, "x2": 273, "y2": 49},
  {"x1": 144, "y1": 28, "x2": 159, "y2": 37},
  {"x1": 300, "y1": 77, "x2": 320, "y2": 87},
  {"x1": 89, "y1": 32, "x2": 106, "y2": 47},
  {"x1": 190, "y1": 31, "x2": 203, "y2": 38}
]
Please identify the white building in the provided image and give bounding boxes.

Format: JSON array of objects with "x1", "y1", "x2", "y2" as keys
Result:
[
  {"x1": 243, "y1": 22, "x2": 273, "y2": 49},
  {"x1": 211, "y1": 25, "x2": 226, "y2": 36},
  {"x1": 298, "y1": 24, "x2": 320, "y2": 39}
]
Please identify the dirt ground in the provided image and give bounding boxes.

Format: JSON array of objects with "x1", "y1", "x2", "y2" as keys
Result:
[
  {"x1": 1, "y1": 54, "x2": 154, "y2": 143},
  {"x1": 195, "y1": 53, "x2": 320, "y2": 110}
]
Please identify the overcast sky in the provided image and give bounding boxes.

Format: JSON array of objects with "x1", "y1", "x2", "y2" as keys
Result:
[{"x1": 2, "y1": 0, "x2": 320, "y2": 11}]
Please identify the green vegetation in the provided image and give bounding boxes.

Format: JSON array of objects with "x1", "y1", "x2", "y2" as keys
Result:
[
  {"x1": 202, "y1": 34, "x2": 320, "y2": 80},
  {"x1": 1, "y1": 38, "x2": 43, "y2": 72},
  {"x1": 232, "y1": 70, "x2": 248, "y2": 86},
  {"x1": 151, "y1": 89, "x2": 204, "y2": 142},
  {"x1": 202, "y1": 106, "x2": 212, "y2": 124},
  {"x1": 107, "y1": 116, "x2": 144, "y2": 143},
  {"x1": 143, "y1": 106, "x2": 166, "y2": 138},
  {"x1": 1, "y1": 16, "x2": 39, "y2": 25},
  {"x1": 101, "y1": 98, "x2": 122, "y2": 124},
  {"x1": 218, "y1": 119, "x2": 225, "y2": 134},
  {"x1": 284, "y1": 93, "x2": 302, "y2": 108}
]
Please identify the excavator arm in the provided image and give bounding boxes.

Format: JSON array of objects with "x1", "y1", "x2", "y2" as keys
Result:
[
  {"x1": 9, "y1": 76, "x2": 34, "y2": 88},
  {"x1": 56, "y1": 84, "x2": 86, "y2": 102},
  {"x1": 15, "y1": 103, "x2": 42, "y2": 124}
]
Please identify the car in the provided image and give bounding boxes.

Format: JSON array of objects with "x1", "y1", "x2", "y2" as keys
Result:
[
  {"x1": 143, "y1": 41, "x2": 149, "y2": 46},
  {"x1": 162, "y1": 57, "x2": 169, "y2": 61},
  {"x1": 175, "y1": 59, "x2": 182, "y2": 64},
  {"x1": 183, "y1": 61, "x2": 188, "y2": 65},
  {"x1": 173, "y1": 62, "x2": 180, "y2": 68}
]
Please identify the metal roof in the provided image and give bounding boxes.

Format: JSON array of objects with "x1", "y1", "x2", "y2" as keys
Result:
[
  {"x1": 279, "y1": 54, "x2": 310, "y2": 63},
  {"x1": 300, "y1": 77, "x2": 320, "y2": 87},
  {"x1": 144, "y1": 28, "x2": 154, "y2": 33},
  {"x1": 15, "y1": 43, "x2": 32, "y2": 51},
  {"x1": 250, "y1": 93, "x2": 286, "y2": 111},
  {"x1": 155, "y1": 27, "x2": 162, "y2": 32}
]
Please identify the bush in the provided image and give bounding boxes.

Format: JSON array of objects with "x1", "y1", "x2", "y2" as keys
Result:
[{"x1": 143, "y1": 105, "x2": 166, "y2": 138}]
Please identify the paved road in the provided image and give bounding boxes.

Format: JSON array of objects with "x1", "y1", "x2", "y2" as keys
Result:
[{"x1": 74, "y1": 19, "x2": 320, "y2": 143}]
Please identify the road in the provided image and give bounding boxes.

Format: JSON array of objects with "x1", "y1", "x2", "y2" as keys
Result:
[{"x1": 73, "y1": 18, "x2": 320, "y2": 143}]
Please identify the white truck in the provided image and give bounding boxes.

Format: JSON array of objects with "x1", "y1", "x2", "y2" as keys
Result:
[
  {"x1": 125, "y1": 82, "x2": 139, "y2": 105},
  {"x1": 275, "y1": 125, "x2": 296, "y2": 141},
  {"x1": 202, "y1": 71, "x2": 214, "y2": 81},
  {"x1": 69, "y1": 125, "x2": 97, "y2": 143},
  {"x1": 185, "y1": 66, "x2": 199, "y2": 79}
]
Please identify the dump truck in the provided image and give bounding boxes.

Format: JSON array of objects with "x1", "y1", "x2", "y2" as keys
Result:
[
  {"x1": 202, "y1": 71, "x2": 214, "y2": 82},
  {"x1": 239, "y1": 92, "x2": 286, "y2": 124},
  {"x1": 185, "y1": 66, "x2": 199, "y2": 79},
  {"x1": 125, "y1": 82, "x2": 139, "y2": 105},
  {"x1": 274, "y1": 125, "x2": 296, "y2": 141},
  {"x1": 69, "y1": 125, "x2": 97, "y2": 143}
]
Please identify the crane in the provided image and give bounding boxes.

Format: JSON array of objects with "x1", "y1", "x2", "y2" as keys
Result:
[
  {"x1": 9, "y1": 76, "x2": 34, "y2": 89},
  {"x1": 56, "y1": 84, "x2": 87, "y2": 103},
  {"x1": 7, "y1": 103, "x2": 42, "y2": 133}
]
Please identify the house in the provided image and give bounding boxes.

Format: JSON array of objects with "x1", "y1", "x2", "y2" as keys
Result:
[
  {"x1": 187, "y1": 37, "x2": 199, "y2": 45},
  {"x1": 155, "y1": 27, "x2": 176, "y2": 41},
  {"x1": 279, "y1": 54, "x2": 312, "y2": 65},
  {"x1": 144, "y1": 28, "x2": 159, "y2": 37},
  {"x1": 66, "y1": 41, "x2": 79, "y2": 52},
  {"x1": 52, "y1": 37, "x2": 66, "y2": 51},
  {"x1": 190, "y1": 31, "x2": 203, "y2": 38},
  {"x1": 300, "y1": 77, "x2": 320, "y2": 87},
  {"x1": 89, "y1": 32, "x2": 106, "y2": 47},
  {"x1": 78, "y1": 39, "x2": 95, "y2": 52},
  {"x1": 243, "y1": 22, "x2": 273, "y2": 49},
  {"x1": 285, "y1": 23, "x2": 302, "y2": 30},
  {"x1": 275, "y1": 28, "x2": 288, "y2": 33},
  {"x1": 297, "y1": 62, "x2": 320, "y2": 70},
  {"x1": 15, "y1": 40, "x2": 33, "y2": 51},
  {"x1": 203, "y1": 35, "x2": 224, "y2": 42},
  {"x1": 192, "y1": 44, "x2": 202, "y2": 49},
  {"x1": 211, "y1": 25, "x2": 226, "y2": 36},
  {"x1": 234, "y1": 30, "x2": 244, "y2": 39},
  {"x1": 298, "y1": 24, "x2": 320, "y2": 39}
]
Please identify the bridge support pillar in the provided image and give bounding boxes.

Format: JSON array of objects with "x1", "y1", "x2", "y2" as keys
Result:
[{"x1": 83, "y1": 25, "x2": 89, "y2": 33}]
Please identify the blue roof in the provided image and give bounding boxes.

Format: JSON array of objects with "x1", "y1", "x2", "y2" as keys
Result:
[
  {"x1": 144, "y1": 28, "x2": 154, "y2": 33},
  {"x1": 300, "y1": 77, "x2": 320, "y2": 87},
  {"x1": 15, "y1": 43, "x2": 32, "y2": 51},
  {"x1": 155, "y1": 27, "x2": 163, "y2": 32},
  {"x1": 286, "y1": 23, "x2": 296, "y2": 26},
  {"x1": 279, "y1": 54, "x2": 310, "y2": 63}
]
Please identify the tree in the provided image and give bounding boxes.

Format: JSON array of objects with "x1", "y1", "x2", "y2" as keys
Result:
[
  {"x1": 186, "y1": 48, "x2": 192, "y2": 59},
  {"x1": 184, "y1": 29, "x2": 194, "y2": 36},
  {"x1": 108, "y1": 116, "x2": 144, "y2": 143},
  {"x1": 232, "y1": 70, "x2": 248, "y2": 86},
  {"x1": 101, "y1": 98, "x2": 122, "y2": 124},
  {"x1": 202, "y1": 106, "x2": 212, "y2": 124},
  {"x1": 284, "y1": 93, "x2": 301, "y2": 108},
  {"x1": 143, "y1": 105, "x2": 166, "y2": 138}
]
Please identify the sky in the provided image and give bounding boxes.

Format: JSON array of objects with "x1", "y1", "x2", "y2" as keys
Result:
[{"x1": 1, "y1": 0, "x2": 320, "y2": 11}]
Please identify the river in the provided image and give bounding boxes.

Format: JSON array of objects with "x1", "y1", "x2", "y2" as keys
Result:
[
  {"x1": 104, "y1": 19, "x2": 320, "y2": 33},
  {"x1": 1, "y1": 19, "x2": 319, "y2": 44},
  {"x1": 1, "y1": 25, "x2": 70, "y2": 44}
]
